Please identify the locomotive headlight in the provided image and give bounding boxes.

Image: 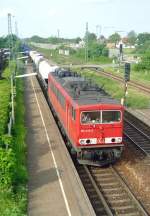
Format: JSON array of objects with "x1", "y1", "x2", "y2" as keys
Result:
[
  {"x1": 117, "y1": 137, "x2": 122, "y2": 143},
  {"x1": 79, "y1": 139, "x2": 86, "y2": 144},
  {"x1": 79, "y1": 138, "x2": 97, "y2": 145},
  {"x1": 105, "y1": 137, "x2": 122, "y2": 144}
]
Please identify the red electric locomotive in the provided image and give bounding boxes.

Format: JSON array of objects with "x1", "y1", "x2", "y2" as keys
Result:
[{"x1": 48, "y1": 69, "x2": 124, "y2": 166}]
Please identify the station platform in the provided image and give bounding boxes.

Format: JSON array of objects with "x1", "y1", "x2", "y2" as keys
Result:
[
  {"x1": 127, "y1": 108, "x2": 150, "y2": 127},
  {"x1": 25, "y1": 65, "x2": 95, "y2": 216}
]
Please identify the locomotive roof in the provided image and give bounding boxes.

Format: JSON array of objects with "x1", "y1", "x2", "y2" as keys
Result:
[{"x1": 51, "y1": 70, "x2": 121, "y2": 106}]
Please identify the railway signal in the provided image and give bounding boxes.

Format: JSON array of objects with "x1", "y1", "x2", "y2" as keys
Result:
[
  {"x1": 124, "y1": 62, "x2": 131, "y2": 82},
  {"x1": 122, "y1": 62, "x2": 131, "y2": 106},
  {"x1": 119, "y1": 43, "x2": 123, "y2": 61}
]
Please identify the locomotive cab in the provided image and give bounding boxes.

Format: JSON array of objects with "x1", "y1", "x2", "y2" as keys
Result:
[{"x1": 76, "y1": 106, "x2": 124, "y2": 166}]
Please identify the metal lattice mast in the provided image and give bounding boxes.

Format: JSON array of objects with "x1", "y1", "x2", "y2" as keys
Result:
[
  {"x1": 85, "y1": 22, "x2": 88, "y2": 62},
  {"x1": 8, "y1": 13, "x2": 13, "y2": 52},
  {"x1": 8, "y1": 13, "x2": 15, "y2": 125}
]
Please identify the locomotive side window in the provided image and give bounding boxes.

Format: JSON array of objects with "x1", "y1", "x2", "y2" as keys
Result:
[
  {"x1": 81, "y1": 111, "x2": 101, "y2": 124},
  {"x1": 102, "y1": 111, "x2": 121, "y2": 123},
  {"x1": 71, "y1": 106, "x2": 76, "y2": 120},
  {"x1": 60, "y1": 94, "x2": 66, "y2": 109},
  {"x1": 49, "y1": 81, "x2": 66, "y2": 109}
]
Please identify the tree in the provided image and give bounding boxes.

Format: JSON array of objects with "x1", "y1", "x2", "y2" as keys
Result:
[
  {"x1": 0, "y1": 37, "x2": 7, "y2": 48},
  {"x1": 127, "y1": 30, "x2": 137, "y2": 38},
  {"x1": 108, "y1": 33, "x2": 121, "y2": 45},
  {"x1": 137, "y1": 33, "x2": 150, "y2": 45},
  {"x1": 84, "y1": 32, "x2": 97, "y2": 43},
  {"x1": 30, "y1": 35, "x2": 48, "y2": 43},
  {"x1": 127, "y1": 30, "x2": 137, "y2": 45},
  {"x1": 75, "y1": 37, "x2": 81, "y2": 44},
  {"x1": 88, "y1": 33, "x2": 97, "y2": 42},
  {"x1": 4, "y1": 34, "x2": 18, "y2": 49},
  {"x1": 136, "y1": 40, "x2": 150, "y2": 54},
  {"x1": 88, "y1": 42, "x2": 108, "y2": 58}
]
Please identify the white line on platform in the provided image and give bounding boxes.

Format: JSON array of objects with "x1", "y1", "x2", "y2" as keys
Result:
[{"x1": 30, "y1": 77, "x2": 72, "y2": 216}]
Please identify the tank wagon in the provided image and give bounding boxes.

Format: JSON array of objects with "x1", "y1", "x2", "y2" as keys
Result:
[{"x1": 29, "y1": 50, "x2": 59, "y2": 88}]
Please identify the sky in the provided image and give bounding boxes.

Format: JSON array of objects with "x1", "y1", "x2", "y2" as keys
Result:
[{"x1": 0, "y1": 0, "x2": 150, "y2": 39}]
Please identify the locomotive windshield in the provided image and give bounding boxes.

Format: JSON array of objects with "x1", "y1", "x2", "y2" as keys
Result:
[
  {"x1": 102, "y1": 111, "x2": 121, "y2": 123},
  {"x1": 81, "y1": 111, "x2": 101, "y2": 124},
  {"x1": 81, "y1": 110, "x2": 121, "y2": 124}
]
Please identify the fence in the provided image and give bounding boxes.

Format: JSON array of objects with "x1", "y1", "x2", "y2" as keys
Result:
[{"x1": 7, "y1": 63, "x2": 17, "y2": 135}]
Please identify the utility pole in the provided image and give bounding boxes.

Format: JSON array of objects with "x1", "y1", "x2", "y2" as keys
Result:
[
  {"x1": 96, "y1": 25, "x2": 102, "y2": 38},
  {"x1": 85, "y1": 22, "x2": 88, "y2": 62},
  {"x1": 14, "y1": 20, "x2": 19, "y2": 79},
  {"x1": 57, "y1": 29, "x2": 60, "y2": 38},
  {"x1": 15, "y1": 21, "x2": 19, "y2": 38},
  {"x1": 8, "y1": 13, "x2": 15, "y2": 125}
]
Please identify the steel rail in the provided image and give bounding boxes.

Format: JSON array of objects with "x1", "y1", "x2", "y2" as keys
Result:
[{"x1": 80, "y1": 165, "x2": 149, "y2": 216}]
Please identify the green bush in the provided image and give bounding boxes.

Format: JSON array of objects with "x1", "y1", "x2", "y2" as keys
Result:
[
  {"x1": 0, "y1": 135, "x2": 13, "y2": 148},
  {"x1": 0, "y1": 148, "x2": 16, "y2": 188},
  {"x1": 134, "y1": 51, "x2": 150, "y2": 71},
  {"x1": 0, "y1": 187, "x2": 27, "y2": 216}
]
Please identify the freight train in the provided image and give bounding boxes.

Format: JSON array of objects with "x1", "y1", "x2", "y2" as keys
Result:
[
  {"x1": 0, "y1": 48, "x2": 9, "y2": 78},
  {"x1": 29, "y1": 50, "x2": 124, "y2": 166}
]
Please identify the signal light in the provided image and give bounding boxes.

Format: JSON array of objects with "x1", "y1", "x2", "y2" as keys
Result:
[
  {"x1": 124, "y1": 62, "x2": 130, "y2": 82},
  {"x1": 119, "y1": 44, "x2": 123, "y2": 54}
]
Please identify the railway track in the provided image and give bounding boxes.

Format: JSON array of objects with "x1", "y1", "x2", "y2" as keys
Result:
[
  {"x1": 91, "y1": 68, "x2": 150, "y2": 95},
  {"x1": 124, "y1": 111, "x2": 150, "y2": 155},
  {"x1": 77, "y1": 164, "x2": 148, "y2": 216},
  {"x1": 60, "y1": 65, "x2": 150, "y2": 95},
  {"x1": 125, "y1": 111, "x2": 150, "y2": 137}
]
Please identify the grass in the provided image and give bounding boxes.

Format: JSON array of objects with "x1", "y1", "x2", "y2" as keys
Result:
[
  {"x1": 130, "y1": 69, "x2": 150, "y2": 85},
  {"x1": 31, "y1": 46, "x2": 112, "y2": 65},
  {"x1": 0, "y1": 61, "x2": 27, "y2": 216},
  {"x1": 123, "y1": 48, "x2": 136, "y2": 55},
  {"x1": 31, "y1": 46, "x2": 84, "y2": 65},
  {"x1": 78, "y1": 69, "x2": 150, "y2": 109},
  {"x1": 86, "y1": 56, "x2": 112, "y2": 64},
  {"x1": 105, "y1": 65, "x2": 150, "y2": 87}
]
